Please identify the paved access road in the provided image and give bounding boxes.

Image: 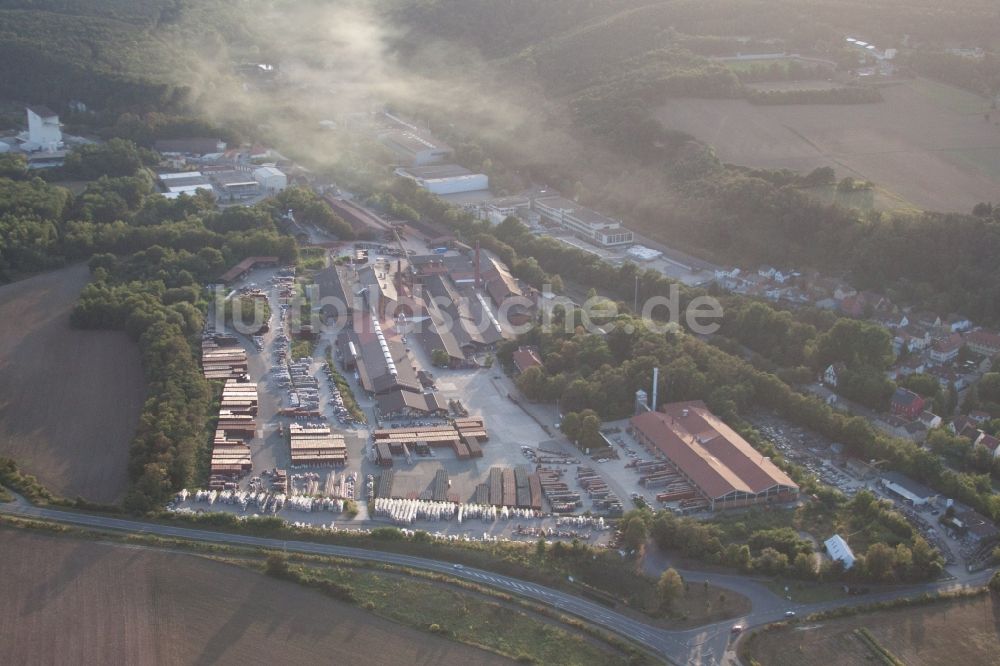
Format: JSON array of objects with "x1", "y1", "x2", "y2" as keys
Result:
[{"x1": 1, "y1": 500, "x2": 994, "y2": 665}]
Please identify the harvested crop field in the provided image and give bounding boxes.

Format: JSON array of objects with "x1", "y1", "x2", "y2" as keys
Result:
[
  {"x1": 0, "y1": 529, "x2": 512, "y2": 666},
  {"x1": 656, "y1": 78, "x2": 1000, "y2": 213},
  {"x1": 742, "y1": 593, "x2": 1000, "y2": 666},
  {"x1": 0, "y1": 264, "x2": 144, "y2": 503}
]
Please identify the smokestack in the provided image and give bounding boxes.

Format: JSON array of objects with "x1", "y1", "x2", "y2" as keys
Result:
[
  {"x1": 651, "y1": 367, "x2": 659, "y2": 411},
  {"x1": 474, "y1": 239, "x2": 481, "y2": 289}
]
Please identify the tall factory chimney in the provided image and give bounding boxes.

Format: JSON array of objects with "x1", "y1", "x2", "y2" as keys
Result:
[
  {"x1": 651, "y1": 367, "x2": 659, "y2": 411},
  {"x1": 474, "y1": 239, "x2": 482, "y2": 289}
]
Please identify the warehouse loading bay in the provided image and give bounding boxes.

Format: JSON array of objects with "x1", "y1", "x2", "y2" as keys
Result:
[{"x1": 176, "y1": 248, "x2": 618, "y2": 543}]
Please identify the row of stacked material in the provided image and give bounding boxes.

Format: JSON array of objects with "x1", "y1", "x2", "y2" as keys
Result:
[
  {"x1": 458, "y1": 504, "x2": 538, "y2": 522},
  {"x1": 376, "y1": 470, "x2": 395, "y2": 498},
  {"x1": 209, "y1": 379, "x2": 258, "y2": 484},
  {"x1": 538, "y1": 467, "x2": 581, "y2": 513},
  {"x1": 372, "y1": 424, "x2": 479, "y2": 461},
  {"x1": 221, "y1": 378, "x2": 259, "y2": 416},
  {"x1": 375, "y1": 441, "x2": 393, "y2": 466},
  {"x1": 502, "y1": 468, "x2": 516, "y2": 508},
  {"x1": 432, "y1": 469, "x2": 450, "y2": 502},
  {"x1": 514, "y1": 466, "x2": 531, "y2": 509},
  {"x1": 578, "y1": 466, "x2": 623, "y2": 516},
  {"x1": 528, "y1": 473, "x2": 543, "y2": 511},
  {"x1": 201, "y1": 338, "x2": 248, "y2": 380},
  {"x1": 473, "y1": 483, "x2": 490, "y2": 506},
  {"x1": 209, "y1": 430, "x2": 252, "y2": 485},
  {"x1": 373, "y1": 498, "x2": 456, "y2": 524},
  {"x1": 288, "y1": 423, "x2": 347, "y2": 466},
  {"x1": 455, "y1": 417, "x2": 486, "y2": 459},
  {"x1": 371, "y1": 497, "x2": 541, "y2": 525},
  {"x1": 488, "y1": 467, "x2": 503, "y2": 506}
]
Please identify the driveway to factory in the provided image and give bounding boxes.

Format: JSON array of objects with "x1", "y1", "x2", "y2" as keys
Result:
[{"x1": 1, "y1": 498, "x2": 994, "y2": 665}]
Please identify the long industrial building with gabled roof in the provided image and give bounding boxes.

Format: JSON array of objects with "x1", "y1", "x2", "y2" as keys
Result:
[{"x1": 631, "y1": 401, "x2": 798, "y2": 510}]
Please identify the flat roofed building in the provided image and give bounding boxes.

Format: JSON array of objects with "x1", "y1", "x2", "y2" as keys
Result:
[
  {"x1": 533, "y1": 196, "x2": 634, "y2": 247},
  {"x1": 880, "y1": 471, "x2": 936, "y2": 505},
  {"x1": 379, "y1": 129, "x2": 453, "y2": 166},
  {"x1": 396, "y1": 164, "x2": 489, "y2": 195},
  {"x1": 154, "y1": 137, "x2": 226, "y2": 155},
  {"x1": 253, "y1": 165, "x2": 287, "y2": 193},
  {"x1": 212, "y1": 170, "x2": 260, "y2": 200},
  {"x1": 630, "y1": 401, "x2": 799, "y2": 510}
]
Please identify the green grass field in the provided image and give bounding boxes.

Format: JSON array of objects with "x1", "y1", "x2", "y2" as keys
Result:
[{"x1": 293, "y1": 563, "x2": 632, "y2": 665}]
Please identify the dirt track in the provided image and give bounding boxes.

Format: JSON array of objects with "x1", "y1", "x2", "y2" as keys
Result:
[
  {"x1": 656, "y1": 78, "x2": 1000, "y2": 213},
  {"x1": 0, "y1": 264, "x2": 144, "y2": 503},
  {"x1": 0, "y1": 529, "x2": 512, "y2": 665}
]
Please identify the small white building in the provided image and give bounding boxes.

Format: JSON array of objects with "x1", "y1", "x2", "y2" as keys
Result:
[
  {"x1": 824, "y1": 534, "x2": 855, "y2": 570},
  {"x1": 24, "y1": 106, "x2": 63, "y2": 152},
  {"x1": 253, "y1": 166, "x2": 287, "y2": 194}
]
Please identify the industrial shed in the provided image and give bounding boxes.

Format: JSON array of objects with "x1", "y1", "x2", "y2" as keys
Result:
[{"x1": 631, "y1": 401, "x2": 799, "y2": 510}]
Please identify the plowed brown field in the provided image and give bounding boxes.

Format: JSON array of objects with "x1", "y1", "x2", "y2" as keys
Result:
[{"x1": 0, "y1": 264, "x2": 144, "y2": 503}]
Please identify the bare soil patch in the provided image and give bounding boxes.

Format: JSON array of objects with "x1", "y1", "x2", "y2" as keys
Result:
[
  {"x1": 744, "y1": 593, "x2": 1000, "y2": 665},
  {"x1": 0, "y1": 528, "x2": 513, "y2": 666},
  {"x1": 656, "y1": 78, "x2": 1000, "y2": 212},
  {"x1": 0, "y1": 264, "x2": 144, "y2": 503}
]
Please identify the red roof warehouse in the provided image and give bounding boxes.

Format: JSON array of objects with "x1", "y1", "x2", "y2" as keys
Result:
[{"x1": 630, "y1": 401, "x2": 798, "y2": 510}]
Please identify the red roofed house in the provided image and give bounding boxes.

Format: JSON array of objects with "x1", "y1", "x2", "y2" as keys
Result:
[
  {"x1": 891, "y1": 388, "x2": 926, "y2": 420},
  {"x1": 975, "y1": 433, "x2": 1000, "y2": 459},
  {"x1": 630, "y1": 401, "x2": 799, "y2": 510},
  {"x1": 965, "y1": 329, "x2": 1000, "y2": 359},
  {"x1": 511, "y1": 346, "x2": 542, "y2": 374}
]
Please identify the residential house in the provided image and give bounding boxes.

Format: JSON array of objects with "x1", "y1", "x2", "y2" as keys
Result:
[
  {"x1": 816, "y1": 297, "x2": 838, "y2": 310},
  {"x1": 839, "y1": 294, "x2": 865, "y2": 318},
  {"x1": 823, "y1": 362, "x2": 847, "y2": 388},
  {"x1": 894, "y1": 356, "x2": 926, "y2": 378},
  {"x1": 890, "y1": 388, "x2": 926, "y2": 420},
  {"x1": 965, "y1": 329, "x2": 1000, "y2": 359},
  {"x1": 929, "y1": 333, "x2": 963, "y2": 364},
  {"x1": 969, "y1": 410, "x2": 992, "y2": 425},
  {"x1": 944, "y1": 315, "x2": 973, "y2": 333},
  {"x1": 834, "y1": 285, "x2": 857, "y2": 301},
  {"x1": 925, "y1": 365, "x2": 968, "y2": 391},
  {"x1": 918, "y1": 411, "x2": 942, "y2": 430},
  {"x1": 950, "y1": 416, "x2": 982, "y2": 441},
  {"x1": 974, "y1": 432, "x2": 1000, "y2": 459}
]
